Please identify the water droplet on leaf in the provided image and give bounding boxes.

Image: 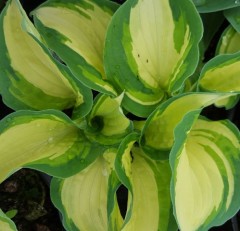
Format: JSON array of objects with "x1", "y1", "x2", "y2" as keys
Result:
[
  {"x1": 222, "y1": 36, "x2": 228, "y2": 46},
  {"x1": 102, "y1": 168, "x2": 108, "y2": 177},
  {"x1": 47, "y1": 137, "x2": 54, "y2": 143}
]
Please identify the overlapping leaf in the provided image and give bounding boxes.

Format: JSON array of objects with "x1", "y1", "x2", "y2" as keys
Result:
[
  {"x1": 216, "y1": 25, "x2": 240, "y2": 54},
  {"x1": 0, "y1": 210, "x2": 17, "y2": 231},
  {"x1": 33, "y1": 0, "x2": 118, "y2": 95},
  {"x1": 104, "y1": 0, "x2": 203, "y2": 117},
  {"x1": 115, "y1": 133, "x2": 177, "y2": 231},
  {"x1": 140, "y1": 92, "x2": 237, "y2": 159},
  {"x1": 199, "y1": 52, "x2": 240, "y2": 93},
  {"x1": 85, "y1": 93, "x2": 133, "y2": 145},
  {"x1": 0, "y1": 110, "x2": 104, "y2": 183},
  {"x1": 51, "y1": 149, "x2": 123, "y2": 231},
  {"x1": 0, "y1": 0, "x2": 92, "y2": 116},
  {"x1": 170, "y1": 113, "x2": 240, "y2": 231}
]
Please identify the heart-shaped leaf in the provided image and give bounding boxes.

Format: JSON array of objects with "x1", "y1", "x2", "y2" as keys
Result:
[{"x1": 104, "y1": 0, "x2": 203, "y2": 117}]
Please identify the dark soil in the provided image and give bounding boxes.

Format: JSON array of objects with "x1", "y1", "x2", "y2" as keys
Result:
[{"x1": 0, "y1": 169, "x2": 64, "y2": 231}]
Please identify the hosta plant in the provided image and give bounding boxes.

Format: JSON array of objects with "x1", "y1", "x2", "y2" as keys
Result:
[{"x1": 0, "y1": 0, "x2": 240, "y2": 230}]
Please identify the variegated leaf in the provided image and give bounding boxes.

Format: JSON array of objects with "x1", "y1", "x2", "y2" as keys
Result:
[
  {"x1": 115, "y1": 133, "x2": 177, "y2": 231},
  {"x1": 170, "y1": 113, "x2": 240, "y2": 231},
  {"x1": 0, "y1": 110, "x2": 103, "y2": 183},
  {"x1": 213, "y1": 27, "x2": 240, "y2": 108},
  {"x1": 199, "y1": 52, "x2": 240, "y2": 93},
  {"x1": 216, "y1": 25, "x2": 240, "y2": 55},
  {"x1": 0, "y1": 0, "x2": 92, "y2": 115},
  {"x1": 104, "y1": 0, "x2": 203, "y2": 117},
  {"x1": 85, "y1": 93, "x2": 133, "y2": 145},
  {"x1": 51, "y1": 149, "x2": 123, "y2": 231},
  {"x1": 141, "y1": 92, "x2": 237, "y2": 159},
  {"x1": 0, "y1": 210, "x2": 17, "y2": 231},
  {"x1": 32, "y1": 0, "x2": 118, "y2": 95}
]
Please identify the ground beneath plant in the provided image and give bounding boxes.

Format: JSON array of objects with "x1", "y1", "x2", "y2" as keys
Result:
[{"x1": 0, "y1": 169, "x2": 64, "y2": 231}]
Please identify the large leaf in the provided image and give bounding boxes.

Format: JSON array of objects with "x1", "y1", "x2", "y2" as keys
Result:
[
  {"x1": 32, "y1": 0, "x2": 118, "y2": 95},
  {"x1": 199, "y1": 52, "x2": 240, "y2": 92},
  {"x1": 0, "y1": 0, "x2": 92, "y2": 115},
  {"x1": 0, "y1": 110, "x2": 104, "y2": 183},
  {"x1": 140, "y1": 92, "x2": 237, "y2": 159},
  {"x1": 0, "y1": 210, "x2": 17, "y2": 231},
  {"x1": 115, "y1": 133, "x2": 177, "y2": 231},
  {"x1": 193, "y1": 0, "x2": 240, "y2": 13},
  {"x1": 51, "y1": 149, "x2": 123, "y2": 231},
  {"x1": 104, "y1": 0, "x2": 203, "y2": 117},
  {"x1": 85, "y1": 93, "x2": 133, "y2": 145},
  {"x1": 170, "y1": 113, "x2": 240, "y2": 231}
]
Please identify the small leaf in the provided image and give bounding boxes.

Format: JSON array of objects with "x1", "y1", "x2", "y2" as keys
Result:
[
  {"x1": 0, "y1": 110, "x2": 103, "y2": 183},
  {"x1": 33, "y1": 0, "x2": 118, "y2": 95},
  {"x1": 0, "y1": 209, "x2": 17, "y2": 231},
  {"x1": 170, "y1": 114, "x2": 240, "y2": 231},
  {"x1": 85, "y1": 93, "x2": 133, "y2": 145},
  {"x1": 216, "y1": 25, "x2": 240, "y2": 55},
  {"x1": 0, "y1": 0, "x2": 92, "y2": 115},
  {"x1": 5, "y1": 210, "x2": 18, "y2": 219},
  {"x1": 115, "y1": 133, "x2": 177, "y2": 231},
  {"x1": 51, "y1": 149, "x2": 123, "y2": 231},
  {"x1": 104, "y1": 0, "x2": 203, "y2": 117},
  {"x1": 199, "y1": 52, "x2": 240, "y2": 92}
]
